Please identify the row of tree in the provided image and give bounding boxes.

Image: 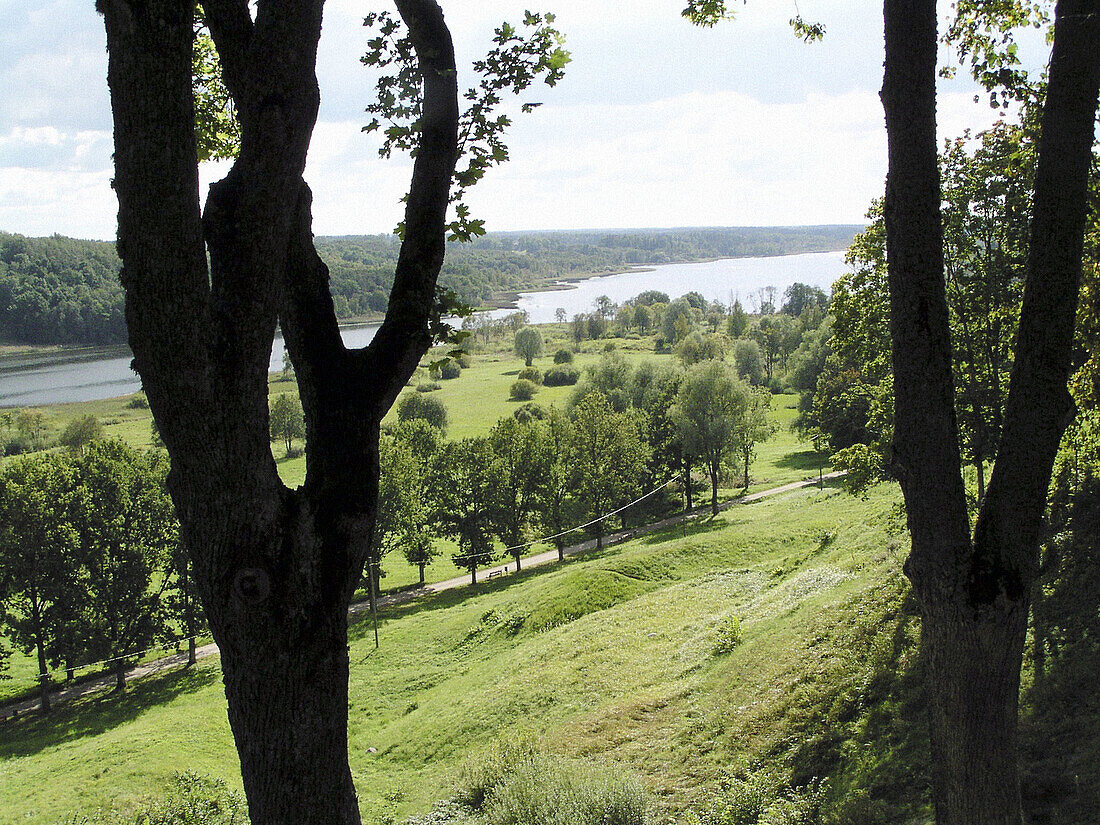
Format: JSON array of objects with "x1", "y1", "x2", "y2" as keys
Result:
[
  {"x1": 0, "y1": 441, "x2": 203, "y2": 713},
  {"x1": 377, "y1": 349, "x2": 777, "y2": 588}
]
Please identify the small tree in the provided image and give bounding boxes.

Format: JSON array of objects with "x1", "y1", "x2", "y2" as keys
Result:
[
  {"x1": 488, "y1": 417, "x2": 549, "y2": 571},
  {"x1": 59, "y1": 415, "x2": 105, "y2": 455},
  {"x1": 736, "y1": 388, "x2": 778, "y2": 490},
  {"x1": 0, "y1": 453, "x2": 82, "y2": 713},
  {"x1": 69, "y1": 441, "x2": 175, "y2": 691},
  {"x1": 568, "y1": 393, "x2": 649, "y2": 550},
  {"x1": 673, "y1": 360, "x2": 752, "y2": 515},
  {"x1": 514, "y1": 326, "x2": 545, "y2": 366},
  {"x1": 430, "y1": 438, "x2": 497, "y2": 584},
  {"x1": 268, "y1": 394, "x2": 305, "y2": 457},
  {"x1": 535, "y1": 407, "x2": 576, "y2": 561},
  {"x1": 733, "y1": 339, "x2": 766, "y2": 386}
]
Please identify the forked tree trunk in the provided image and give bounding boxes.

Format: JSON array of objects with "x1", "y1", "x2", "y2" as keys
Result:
[
  {"x1": 99, "y1": 1, "x2": 459, "y2": 822},
  {"x1": 882, "y1": 2, "x2": 1100, "y2": 824}
]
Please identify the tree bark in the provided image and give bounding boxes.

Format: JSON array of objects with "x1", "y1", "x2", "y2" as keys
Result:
[
  {"x1": 881, "y1": 2, "x2": 1100, "y2": 824},
  {"x1": 98, "y1": 1, "x2": 459, "y2": 822}
]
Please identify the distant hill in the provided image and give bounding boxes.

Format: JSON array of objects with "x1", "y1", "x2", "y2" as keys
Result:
[{"x1": 0, "y1": 225, "x2": 860, "y2": 347}]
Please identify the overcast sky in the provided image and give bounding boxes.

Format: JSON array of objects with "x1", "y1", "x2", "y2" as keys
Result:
[{"x1": 0, "y1": 0, "x2": 1043, "y2": 241}]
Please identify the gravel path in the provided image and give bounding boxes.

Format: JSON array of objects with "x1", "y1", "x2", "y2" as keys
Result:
[{"x1": 2, "y1": 471, "x2": 842, "y2": 718}]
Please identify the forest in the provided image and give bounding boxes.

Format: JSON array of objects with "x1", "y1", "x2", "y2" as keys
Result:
[{"x1": 0, "y1": 225, "x2": 857, "y2": 346}]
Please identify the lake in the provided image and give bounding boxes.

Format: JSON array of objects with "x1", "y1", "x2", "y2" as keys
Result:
[{"x1": 0, "y1": 250, "x2": 847, "y2": 407}]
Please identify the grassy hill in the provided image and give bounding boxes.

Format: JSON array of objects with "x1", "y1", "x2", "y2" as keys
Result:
[{"x1": 0, "y1": 481, "x2": 932, "y2": 824}]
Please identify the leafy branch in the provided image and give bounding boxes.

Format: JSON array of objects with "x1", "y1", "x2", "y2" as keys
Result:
[
  {"x1": 362, "y1": 10, "x2": 570, "y2": 242},
  {"x1": 192, "y1": 5, "x2": 240, "y2": 163}
]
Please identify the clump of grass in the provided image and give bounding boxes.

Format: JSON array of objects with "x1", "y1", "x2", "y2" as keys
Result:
[
  {"x1": 67, "y1": 772, "x2": 247, "y2": 825},
  {"x1": 483, "y1": 754, "x2": 650, "y2": 825},
  {"x1": 712, "y1": 614, "x2": 743, "y2": 655},
  {"x1": 684, "y1": 768, "x2": 823, "y2": 825},
  {"x1": 455, "y1": 735, "x2": 651, "y2": 825}
]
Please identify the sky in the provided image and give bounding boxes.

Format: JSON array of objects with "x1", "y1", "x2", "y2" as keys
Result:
[{"x1": 0, "y1": 0, "x2": 1044, "y2": 241}]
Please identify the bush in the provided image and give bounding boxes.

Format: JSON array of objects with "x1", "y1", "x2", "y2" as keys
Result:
[
  {"x1": 417, "y1": 381, "x2": 442, "y2": 393},
  {"x1": 603, "y1": 341, "x2": 617, "y2": 352},
  {"x1": 127, "y1": 393, "x2": 149, "y2": 409},
  {"x1": 483, "y1": 755, "x2": 650, "y2": 825},
  {"x1": 517, "y1": 367, "x2": 542, "y2": 384},
  {"x1": 553, "y1": 349, "x2": 574, "y2": 364},
  {"x1": 510, "y1": 379, "x2": 539, "y2": 401},
  {"x1": 438, "y1": 360, "x2": 462, "y2": 380},
  {"x1": 683, "y1": 769, "x2": 824, "y2": 825},
  {"x1": 456, "y1": 738, "x2": 650, "y2": 825},
  {"x1": 397, "y1": 392, "x2": 448, "y2": 432},
  {"x1": 543, "y1": 366, "x2": 580, "y2": 387},
  {"x1": 71, "y1": 772, "x2": 248, "y2": 824},
  {"x1": 455, "y1": 352, "x2": 472, "y2": 368},
  {"x1": 513, "y1": 403, "x2": 548, "y2": 423},
  {"x1": 712, "y1": 614, "x2": 744, "y2": 655}
]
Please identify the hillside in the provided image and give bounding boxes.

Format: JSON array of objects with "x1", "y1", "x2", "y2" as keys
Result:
[
  {"x1": 0, "y1": 226, "x2": 859, "y2": 347},
  {"x1": 1, "y1": 482, "x2": 931, "y2": 824}
]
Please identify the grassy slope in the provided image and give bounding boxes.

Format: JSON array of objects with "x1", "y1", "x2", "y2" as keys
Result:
[{"x1": 0, "y1": 482, "x2": 932, "y2": 825}]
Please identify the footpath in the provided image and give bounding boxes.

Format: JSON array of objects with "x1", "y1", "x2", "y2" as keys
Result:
[{"x1": 1, "y1": 472, "x2": 843, "y2": 718}]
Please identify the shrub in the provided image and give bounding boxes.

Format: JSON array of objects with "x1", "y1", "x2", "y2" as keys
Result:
[
  {"x1": 553, "y1": 348, "x2": 574, "y2": 364},
  {"x1": 127, "y1": 393, "x2": 149, "y2": 409},
  {"x1": 712, "y1": 614, "x2": 744, "y2": 655},
  {"x1": 683, "y1": 770, "x2": 824, "y2": 825},
  {"x1": 417, "y1": 381, "x2": 442, "y2": 393},
  {"x1": 513, "y1": 403, "x2": 548, "y2": 423},
  {"x1": 71, "y1": 772, "x2": 248, "y2": 824},
  {"x1": 543, "y1": 366, "x2": 580, "y2": 387},
  {"x1": 397, "y1": 392, "x2": 448, "y2": 432},
  {"x1": 483, "y1": 755, "x2": 650, "y2": 825},
  {"x1": 438, "y1": 360, "x2": 462, "y2": 380},
  {"x1": 517, "y1": 366, "x2": 542, "y2": 384},
  {"x1": 455, "y1": 352, "x2": 472, "y2": 368},
  {"x1": 510, "y1": 379, "x2": 539, "y2": 401},
  {"x1": 603, "y1": 341, "x2": 617, "y2": 352}
]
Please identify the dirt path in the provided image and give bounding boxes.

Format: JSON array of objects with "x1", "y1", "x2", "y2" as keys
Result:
[{"x1": 2, "y1": 471, "x2": 842, "y2": 719}]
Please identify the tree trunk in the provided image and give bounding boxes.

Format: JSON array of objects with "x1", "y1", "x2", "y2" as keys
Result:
[
  {"x1": 418, "y1": 562, "x2": 426, "y2": 585},
  {"x1": 188, "y1": 636, "x2": 197, "y2": 667},
  {"x1": 882, "y1": 2, "x2": 1100, "y2": 824},
  {"x1": 219, "y1": 610, "x2": 359, "y2": 825},
  {"x1": 710, "y1": 464, "x2": 719, "y2": 515},
  {"x1": 513, "y1": 551, "x2": 522, "y2": 571},
  {"x1": 976, "y1": 459, "x2": 985, "y2": 503},
  {"x1": 556, "y1": 539, "x2": 565, "y2": 562},
  {"x1": 114, "y1": 659, "x2": 127, "y2": 692},
  {"x1": 471, "y1": 566, "x2": 477, "y2": 585},
  {"x1": 35, "y1": 640, "x2": 50, "y2": 715},
  {"x1": 99, "y1": 1, "x2": 459, "y2": 822}
]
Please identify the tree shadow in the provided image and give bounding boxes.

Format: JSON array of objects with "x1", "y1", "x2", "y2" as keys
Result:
[
  {"x1": 638, "y1": 515, "x2": 728, "y2": 545},
  {"x1": 775, "y1": 449, "x2": 826, "y2": 472},
  {"x1": 0, "y1": 662, "x2": 221, "y2": 760}
]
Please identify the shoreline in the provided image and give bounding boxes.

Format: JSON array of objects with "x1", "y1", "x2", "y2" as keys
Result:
[{"x1": 0, "y1": 247, "x2": 849, "y2": 370}]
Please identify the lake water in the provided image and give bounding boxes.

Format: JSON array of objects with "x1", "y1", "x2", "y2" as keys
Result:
[{"x1": 0, "y1": 250, "x2": 847, "y2": 408}]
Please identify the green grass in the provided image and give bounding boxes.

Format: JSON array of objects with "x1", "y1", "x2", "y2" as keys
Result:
[{"x1": 1, "y1": 482, "x2": 928, "y2": 824}]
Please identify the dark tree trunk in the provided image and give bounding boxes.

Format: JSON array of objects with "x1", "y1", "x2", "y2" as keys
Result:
[
  {"x1": 709, "y1": 463, "x2": 719, "y2": 515},
  {"x1": 188, "y1": 636, "x2": 197, "y2": 667},
  {"x1": 556, "y1": 539, "x2": 565, "y2": 562},
  {"x1": 881, "y1": 2, "x2": 1100, "y2": 824},
  {"x1": 113, "y1": 659, "x2": 127, "y2": 693},
  {"x1": 35, "y1": 640, "x2": 50, "y2": 715},
  {"x1": 418, "y1": 561, "x2": 426, "y2": 585},
  {"x1": 98, "y1": 1, "x2": 459, "y2": 822},
  {"x1": 513, "y1": 551, "x2": 522, "y2": 571}
]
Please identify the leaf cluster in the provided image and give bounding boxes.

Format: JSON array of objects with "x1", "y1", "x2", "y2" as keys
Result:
[{"x1": 363, "y1": 10, "x2": 569, "y2": 241}]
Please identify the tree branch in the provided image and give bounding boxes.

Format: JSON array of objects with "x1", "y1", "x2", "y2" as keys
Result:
[
  {"x1": 881, "y1": 0, "x2": 972, "y2": 596},
  {"x1": 975, "y1": 0, "x2": 1100, "y2": 600},
  {"x1": 363, "y1": 0, "x2": 460, "y2": 413}
]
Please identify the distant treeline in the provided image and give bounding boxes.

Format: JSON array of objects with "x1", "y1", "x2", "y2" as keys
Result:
[{"x1": 0, "y1": 225, "x2": 859, "y2": 347}]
